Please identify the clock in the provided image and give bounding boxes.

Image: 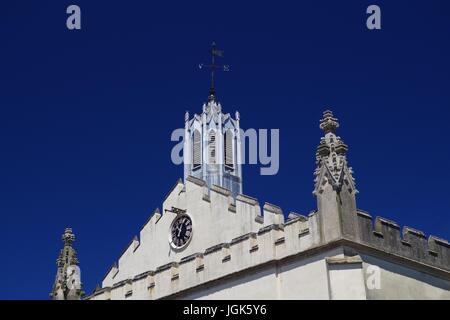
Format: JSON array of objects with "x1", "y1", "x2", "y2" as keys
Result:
[{"x1": 169, "y1": 214, "x2": 193, "y2": 249}]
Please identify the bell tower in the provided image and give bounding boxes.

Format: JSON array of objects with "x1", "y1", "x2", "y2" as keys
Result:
[{"x1": 183, "y1": 43, "x2": 243, "y2": 198}]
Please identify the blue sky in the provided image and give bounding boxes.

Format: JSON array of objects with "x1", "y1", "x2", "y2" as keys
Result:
[{"x1": 1, "y1": 1, "x2": 449, "y2": 299}]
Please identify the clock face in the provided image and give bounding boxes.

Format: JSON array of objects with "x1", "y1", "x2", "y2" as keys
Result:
[{"x1": 170, "y1": 215, "x2": 193, "y2": 249}]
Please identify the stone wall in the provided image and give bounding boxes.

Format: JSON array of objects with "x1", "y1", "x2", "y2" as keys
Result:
[
  {"x1": 354, "y1": 210, "x2": 450, "y2": 271},
  {"x1": 86, "y1": 176, "x2": 450, "y2": 300}
]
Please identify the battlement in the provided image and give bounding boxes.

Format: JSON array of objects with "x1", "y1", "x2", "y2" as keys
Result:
[
  {"x1": 90, "y1": 176, "x2": 450, "y2": 300},
  {"x1": 88, "y1": 216, "x2": 320, "y2": 300},
  {"x1": 355, "y1": 210, "x2": 450, "y2": 270},
  {"x1": 99, "y1": 176, "x2": 322, "y2": 287}
]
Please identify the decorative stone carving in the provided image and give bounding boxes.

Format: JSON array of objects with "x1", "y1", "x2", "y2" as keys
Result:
[
  {"x1": 314, "y1": 110, "x2": 357, "y2": 195},
  {"x1": 51, "y1": 228, "x2": 83, "y2": 300}
]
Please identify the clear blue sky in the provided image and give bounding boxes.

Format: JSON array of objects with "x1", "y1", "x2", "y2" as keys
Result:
[{"x1": 1, "y1": 1, "x2": 449, "y2": 299}]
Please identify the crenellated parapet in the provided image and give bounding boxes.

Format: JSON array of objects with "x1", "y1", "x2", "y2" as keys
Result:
[
  {"x1": 88, "y1": 168, "x2": 450, "y2": 300},
  {"x1": 354, "y1": 210, "x2": 450, "y2": 271},
  {"x1": 88, "y1": 188, "x2": 450, "y2": 300},
  {"x1": 87, "y1": 213, "x2": 321, "y2": 300},
  {"x1": 87, "y1": 173, "x2": 329, "y2": 299}
]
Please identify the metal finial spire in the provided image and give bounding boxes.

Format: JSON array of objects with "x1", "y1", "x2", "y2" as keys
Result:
[{"x1": 199, "y1": 42, "x2": 229, "y2": 101}]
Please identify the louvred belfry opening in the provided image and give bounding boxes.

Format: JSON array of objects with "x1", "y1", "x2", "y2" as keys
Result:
[
  {"x1": 208, "y1": 130, "x2": 216, "y2": 164},
  {"x1": 192, "y1": 130, "x2": 201, "y2": 169},
  {"x1": 225, "y1": 130, "x2": 234, "y2": 169}
]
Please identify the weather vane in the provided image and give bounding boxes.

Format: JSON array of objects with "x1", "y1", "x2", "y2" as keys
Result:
[{"x1": 199, "y1": 42, "x2": 230, "y2": 101}]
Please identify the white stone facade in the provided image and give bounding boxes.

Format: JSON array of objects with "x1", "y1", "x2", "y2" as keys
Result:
[{"x1": 84, "y1": 109, "x2": 450, "y2": 300}]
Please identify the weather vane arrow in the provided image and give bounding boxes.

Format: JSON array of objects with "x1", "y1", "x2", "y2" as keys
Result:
[{"x1": 199, "y1": 42, "x2": 230, "y2": 101}]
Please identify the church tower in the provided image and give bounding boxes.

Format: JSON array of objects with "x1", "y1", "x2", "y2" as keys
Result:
[
  {"x1": 183, "y1": 43, "x2": 243, "y2": 198},
  {"x1": 51, "y1": 228, "x2": 83, "y2": 300}
]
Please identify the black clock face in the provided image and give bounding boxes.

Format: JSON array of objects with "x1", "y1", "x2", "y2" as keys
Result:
[{"x1": 170, "y1": 215, "x2": 193, "y2": 249}]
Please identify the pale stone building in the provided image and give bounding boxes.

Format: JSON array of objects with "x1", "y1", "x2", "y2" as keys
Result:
[{"x1": 52, "y1": 91, "x2": 450, "y2": 300}]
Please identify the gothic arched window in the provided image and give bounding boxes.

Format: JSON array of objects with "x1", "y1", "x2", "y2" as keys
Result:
[
  {"x1": 192, "y1": 129, "x2": 201, "y2": 170},
  {"x1": 208, "y1": 130, "x2": 216, "y2": 164},
  {"x1": 224, "y1": 129, "x2": 234, "y2": 169}
]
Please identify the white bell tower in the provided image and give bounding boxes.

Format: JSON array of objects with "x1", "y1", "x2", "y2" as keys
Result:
[
  {"x1": 183, "y1": 98, "x2": 243, "y2": 198},
  {"x1": 183, "y1": 43, "x2": 242, "y2": 198}
]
